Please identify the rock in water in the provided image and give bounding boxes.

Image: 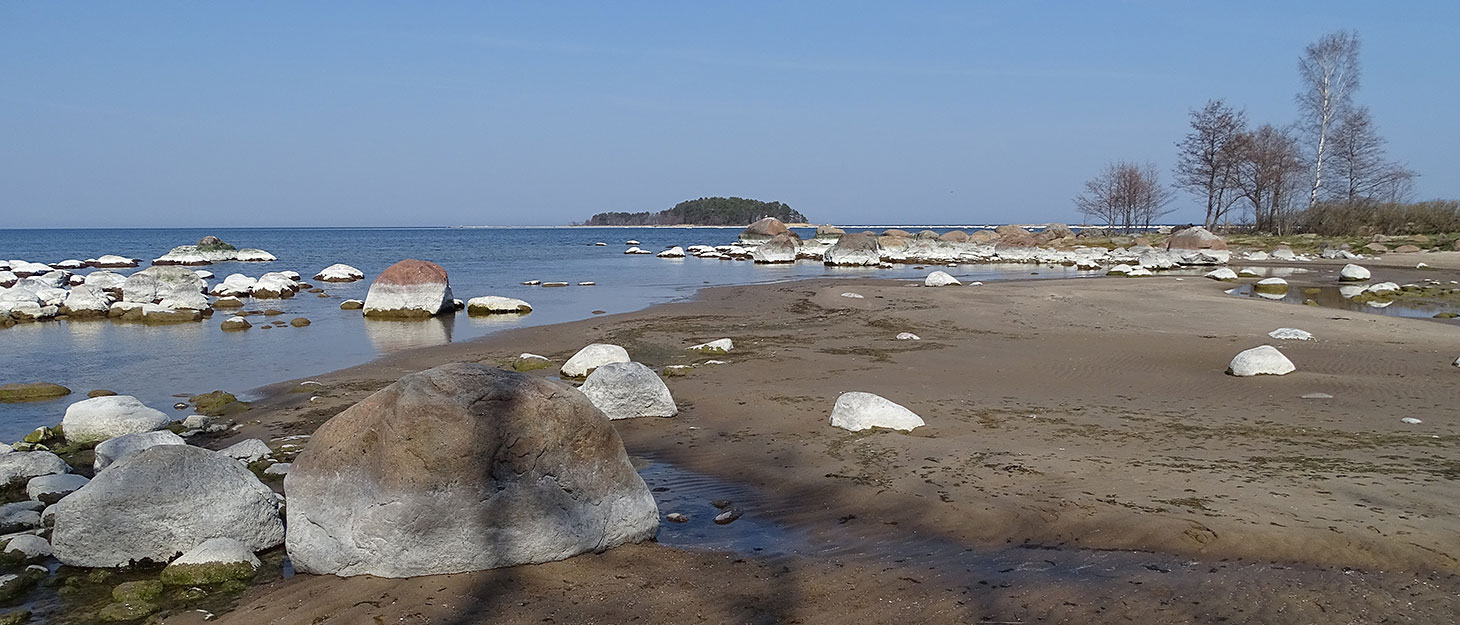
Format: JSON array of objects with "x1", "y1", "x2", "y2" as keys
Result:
[
  {"x1": 579, "y1": 362, "x2": 678, "y2": 420},
  {"x1": 159, "y1": 537, "x2": 261, "y2": 585},
  {"x1": 312, "y1": 264, "x2": 365, "y2": 283},
  {"x1": 740, "y1": 217, "x2": 791, "y2": 241},
  {"x1": 1339, "y1": 264, "x2": 1371, "y2": 282},
  {"x1": 283, "y1": 363, "x2": 658, "y2": 577},
  {"x1": 1253, "y1": 277, "x2": 1289, "y2": 293},
  {"x1": 824, "y1": 233, "x2": 881, "y2": 266},
  {"x1": 1227, "y1": 345, "x2": 1296, "y2": 377},
  {"x1": 466, "y1": 296, "x2": 533, "y2": 315},
  {"x1": 362, "y1": 259, "x2": 454, "y2": 318},
  {"x1": 61, "y1": 395, "x2": 171, "y2": 444},
  {"x1": 751, "y1": 233, "x2": 798, "y2": 263},
  {"x1": 50, "y1": 445, "x2": 284, "y2": 567},
  {"x1": 829, "y1": 392, "x2": 925, "y2": 432},
  {"x1": 0, "y1": 383, "x2": 71, "y2": 403},
  {"x1": 560, "y1": 343, "x2": 631, "y2": 378},
  {"x1": 924, "y1": 271, "x2": 961, "y2": 287}
]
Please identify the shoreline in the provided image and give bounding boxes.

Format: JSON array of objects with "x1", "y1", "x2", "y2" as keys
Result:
[{"x1": 200, "y1": 260, "x2": 1460, "y2": 622}]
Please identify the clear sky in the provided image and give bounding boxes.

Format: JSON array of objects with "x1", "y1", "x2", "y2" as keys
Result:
[{"x1": 3, "y1": 2, "x2": 1456, "y2": 228}]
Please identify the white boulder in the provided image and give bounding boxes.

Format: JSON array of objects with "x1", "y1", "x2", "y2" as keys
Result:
[
  {"x1": 314, "y1": 264, "x2": 365, "y2": 282},
  {"x1": 688, "y1": 339, "x2": 733, "y2": 354},
  {"x1": 51, "y1": 445, "x2": 284, "y2": 567},
  {"x1": 579, "y1": 362, "x2": 678, "y2": 420},
  {"x1": 466, "y1": 296, "x2": 533, "y2": 315},
  {"x1": 221, "y1": 439, "x2": 273, "y2": 464},
  {"x1": 26, "y1": 473, "x2": 89, "y2": 504},
  {"x1": 1339, "y1": 264, "x2": 1370, "y2": 282},
  {"x1": 2, "y1": 534, "x2": 51, "y2": 561},
  {"x1": 61, "y1": 395, "x2": 171, "y2": 444},
  {"x1": 210, "y1": 273, "x2": 257, "y2": 297},
  {"x1": 1268, "y1": 328, "x2": 1315, "y2": 341},
  {"x1": 0, "y1": 451, "x2": 69, "y2": 488},
  {"x1": 1205, "y1": 268, "x2": 1239, "y2": 281},
  {"x1": 1254, "y1": 277, "x2": 1289, "y2": 292},
  {"x1": 896, "y1": 332, "x2": 921, "y2": 340},
  {"x1": 93, "y1": 430, "x2": 186, "y2": 471},
  {"x1": 656, "y1": 247, "x2": 686, "y2": 258},
  {"x1": 560, "y1": 343, "x2": 631, "y2": 378},
  {"x1": 924, "y1": 271, "x2": 961, "y2": 287},
  {"x1": 829, "y1": 392, "x2": 925, "y2": 432},
  {"x1": 1227, "y1": 345, "x2": 1296, "y2": 377}
]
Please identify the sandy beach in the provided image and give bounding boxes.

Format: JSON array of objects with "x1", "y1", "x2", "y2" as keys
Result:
[{"x1": 149, "y1": 252, "x2": 1460, "y2": 624}]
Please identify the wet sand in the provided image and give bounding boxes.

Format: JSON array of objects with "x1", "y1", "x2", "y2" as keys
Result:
[{"x1": 198, "y1": 254, "x2": 1460, "y2": 624}]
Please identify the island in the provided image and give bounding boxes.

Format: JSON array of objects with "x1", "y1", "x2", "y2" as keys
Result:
[{"x1": 582, "y1": 197, "x2": 807, "y2": 226}]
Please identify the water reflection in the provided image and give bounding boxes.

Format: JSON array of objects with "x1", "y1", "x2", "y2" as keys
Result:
[
  {"x1": 363, "y1": 315, "x2": 455, "y2": 352},
  {"x1": 1230, "y1": 284, "x2": 1460, "y2": 319}
]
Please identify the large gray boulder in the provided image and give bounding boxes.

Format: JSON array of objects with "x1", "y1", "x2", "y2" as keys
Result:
[
  {"x1": 50, "y1": 445, "x2": 284, "y2": 567},
  {"x1": 121, "y1": 266, "x2": 206, "y2": 306},
  {"x1": 579, "y1": 362, "x2": 678, "y2": 420},
  {"x1": 284, "y1": 363, "x2": 658, "y2": 578},
  {"x1": 740, "y1": 217, "x2": 791, "y2": 242},
  {"x1": 26, "y1": 473, "x2": 89, "y2": 504},
  {"x1": 61, "y1": 395, "x2": 170, "y2": 444},
  {"x1": 823, "y1": 232, "x2": 881, "y2": 266},
  {"x1": 93, "y1": 430, "x2": 186, "y2": 471},
  {"x1": 1227, "y1": 345, "x2": 1296, "y2": 377},
  {"x1": 751, "y1": 233, "x2": 799, "y2": 264},
  {"x1": 362, "y1": 259, "x2": 454, "y2": 318}
]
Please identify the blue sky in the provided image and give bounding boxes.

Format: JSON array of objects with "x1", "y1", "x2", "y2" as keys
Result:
[{"x1": 3, "y1": 2, "x2": 1456, "y2": 227}]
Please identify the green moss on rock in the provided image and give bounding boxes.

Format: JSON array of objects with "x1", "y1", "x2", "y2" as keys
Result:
[
  {"x1": 96, "y1": 600, "x2": 158, "y2": 622},
  {"x1": 187, "y1": 391, "x2": 249, "y2": 417},
  {"x1": 159, "y1": 562, "x2": 256, "y2": 586},
  {"x1": 0, "y1": 610, "x2": 30, "y2": 625},
  {"x1": 112, "y1": 580, "x2": 164, "y2": 603}
]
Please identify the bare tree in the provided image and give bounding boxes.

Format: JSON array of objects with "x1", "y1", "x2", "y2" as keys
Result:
[
  {"x1": 1075, "y1": 162, "x2": 1174, "y2": 233},
  {"x1": 1235, "y1": 124, "x2": 1305, "y2": 234},
  {"x1": 1296, "y1": 30, "x2": 1361, "y2": 210},
  {"x1": 1327, "y1": 106, "x2": 1416, "y2": 204},
  {"x1": 1175, "y1": 99, "x2": 1247, "y2": 229}
]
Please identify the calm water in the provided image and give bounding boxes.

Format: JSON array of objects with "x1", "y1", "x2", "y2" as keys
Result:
[{"x1": 0, "y1": 227, "x2": 1100, "y2": 441}]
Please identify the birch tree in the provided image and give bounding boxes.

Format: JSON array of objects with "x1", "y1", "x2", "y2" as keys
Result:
[
  {"x1": 1327, "y1": 106, "x2": 1416, "y2": 204},
  {"x1": 1296, "y1": 30, "x2": 1361, "y2": 210},
  {"x1": 1175, "y1": 99, "x2": 1247, "y2": 229}
]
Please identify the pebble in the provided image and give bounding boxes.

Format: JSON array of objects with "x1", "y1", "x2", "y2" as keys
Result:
[
  {"x1": 1401, "y1": 417, "x2": 1423, "y2": 425},
  {"x1": 666, "y1": 513, "x2": 688, "y2": 523},
  {"x1": 896, "y1": 332, "x2": 920, "y2": 340},
  {"x1": 1301, "y1": 393, "x2": 1334, "y2": 399},
  {"x1": 713, "y1": 509, "x2": 742, "y2": 525}
]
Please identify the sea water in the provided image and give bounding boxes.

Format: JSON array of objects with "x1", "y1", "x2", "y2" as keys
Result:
[{"x1": 0, "y1": 227, "x2": 1096, "y2": 440}]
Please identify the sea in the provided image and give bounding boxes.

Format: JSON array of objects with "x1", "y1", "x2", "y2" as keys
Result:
[{"x1": 0, "y1": 226, "x2": 1101, "y2": 441}]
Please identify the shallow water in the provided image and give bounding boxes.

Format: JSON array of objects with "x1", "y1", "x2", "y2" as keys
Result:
[
  {"x1": 1227, "y1": 283, "x2": 1460, "y2": 319},
  {"x1": 0, "y1": 227, "x2": 1100, "y2": 441}
]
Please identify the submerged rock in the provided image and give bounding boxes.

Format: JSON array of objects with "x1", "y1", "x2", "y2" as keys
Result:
[
  {"x1": 0, "y1": 383, "x2": 71, "y2": 403},
  {"x1": 362, "y1": 259, "x2": 454, "y2": 318},
  {"x1": 1227, "y1": 345, "x2": 1296, "y2": 377},
  {"x1": 51, "y1": 445, "x2": 284, "y2": 567},
  {"x1": 284, "y1": 363, "x2": 658, "y2": 577},
  {"x1": 340, "y1": 299, "x2": 364, "y2": 310},
  {"x1": 579, "y1": 362, "x2": 678, "y2": 420},
  {"x1": 829, "y1": 392, "x2": 924, "y2": 432},
  {"x1": 1254, "y1": 277, "x2": 1289, "y2": 293}
]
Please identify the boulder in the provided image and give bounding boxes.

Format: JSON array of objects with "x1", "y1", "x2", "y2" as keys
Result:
[
  {"x1": 235, "y1": 248, "x2": 277, "y2": 262},
  {"x1": 1165, "y1": 226, "x2": 1227, "y2": 251},
  {"x1": 122, "y1": 266, "x2": 206, "y2": 306},
  {"x1": 313, "y1": 264, "x2": 365, "y2": 283},
  {"x1": 823, "y1": 233, "x2": 881, "y2": 266},
  {"x1": 362, "y1": 260, "x2": 454, "y2": 318},
  {"x1": 1227, "y1": 345, "x2": 1296, "y2": 377},
  {"x1": 159, "y1": 537, "x2": 260, "y2": 585},
  {"x1": 829, "y1": 392, "x2": 924, "y2": 432},
  {"x1": 1271, "y1": 245, "x2": 1297, "y2": 261},
  {"x1": 741, "y1": 217, "x2": 790, "y2": 241},
  {"x1": 0, "y1": 271, "x2": 15, "y2": 288},
  {"x1": 560, "y1": 343, "x2": 631, "y2": 378},
  {"x1": 2, "y1": 534, "x2": 51, "y2": 562},
  {"x1": 815, "y1": 225, "x2": 845, "y2": 240},
  {"x1": 467, "y1": 296, "x2": 533, "y2": 315},
  {"x1": 1339, "y1": 264, "x2": 1370, "y2": 282},
  {"x1": 0, "y1": 382, "x2": 71, "y2": 403},
  {"x1": 209, "y1": 274, "x2": 256, "y2": 297},
  {"x1": 92, "y1": 255, "x2": 140, "y2": 269},
  {"x1": 688, "y1": 339, "x2": 733, "y2": 354},
  {"x1": 50, "y1": 445, "x2": 284, "y2": 567},
  {"x1": 896, "y1": 332, "x2": 921, "y2": 340},
  {"x1": 751, "y1": 233, "x2": 798, "y2": 263},
  {"x1": 283, "y1": 363, "x2": 658, "y2": 577},
  {"x1": 1254, "y1": 277, "x2": 1289, "y2": 293},
  {"x1": 1394, "y1": 245, "x2": 1422, "y2": 253},
  {"x1": 93, "y1": 430, "x2": 186, "y2": 471},
  {"x1": 0, "y1": 451, "x2": 69, "y2": 488},
  {"x1": 220, "y1": 316, "x2": 251, "y2": 331},
  {"x1": 924, "y1": 271, "x2": 961, "y2": 287},
  {"x1": 290, "y1": 317, "x2": 311, "y2": 327},
  {"x1": 26, "y1": 473, "x2": 89, "y2": 504},
  {"x1": 0, "y1": 501, "x2": 43, "y2": 534},
  {"x1": 1044, "y1": 223, "x2": 1075, "y2": 239},
  {"x1": 61, "y1": 395, "x2": 171, "y2": 444},
  {"x1": 656, "y1": 247, "x2": 686, "y2": 258},
  {"x1": 1268, "y1": 328, "x2": 1315, "y2": 341},
  {"x1": 249, "y1": 272, "x2": 298, "y2": 299},
  {"x1": 60, "y1": 286, "x2": 114, "y2": 317},
  {"x1": 938, "y1": 230, "x2": 969, "y2": 243},
  {"x1": 579, "y1": 362, "x2": 678, "y2": 420},
  {"x1": 221, "y1": 439, "x2": 271, "y2": 464},
  {"x1": 1205, "y1": 268, "x2": 1239, "y2": 281},
  {"x1": 513, "y1": 353, "x2": 552, "y2": 371}
]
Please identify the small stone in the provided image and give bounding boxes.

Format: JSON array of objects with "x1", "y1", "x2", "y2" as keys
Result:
[
  {"x1": 713, "y1": 509, "x2": 742, "y2": 525},
  {"x1": 340, "y1": 299, "x2": 364, "y2": 310},
  {"x1": 1401, "y1": 417, "x2": 1423, "y2": 425},
  {"x1": 1267, "y1": 328, "x2": 1314, "y2": 341},
  {"x1": 895, "y1": 332, "x2": 920, "y2": 340},
  {"x1": 289, "y1": 317, "x2": 311, "y2": 327},
  {"x1": 512, "y1": 353, "x2": 552, "y2": 372},
  {"x1": 263, "y1": 309, "x2": 284, "y2": 316},
  {"x1": 1301, "y1": 393, "x2": 1334, "y2": 399},
  {"x1": 87, "y1": 390, "x2": 117, "y2": 398},
  {"x1": 263, "y1": 462, "x2": 290, "y2": 476},
  {"x1": 666, "y1": 513, "x2": 688, "y2": 523},
  {"x1": 840, "y1": 292, "x2": 864, "y2": 299},
  {"x1": 220, "y1": 316, "x2": 251, "y2": 331}
]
